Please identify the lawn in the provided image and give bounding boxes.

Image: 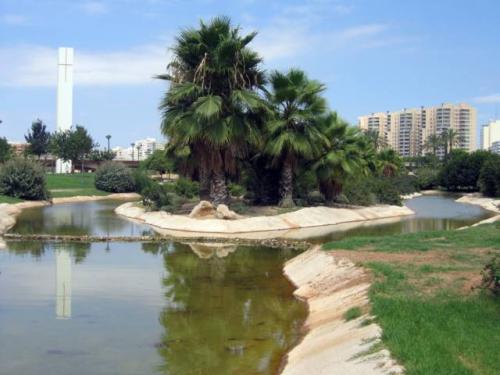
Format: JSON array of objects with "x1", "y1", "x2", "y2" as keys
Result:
[
  {"x1": 323, "y1": 223, "x2": 500, "y2": 375},
  {"x1": 46, "y1": 173, "x2": 109, "y2": 198},
  {"x1": 0, "y1": 195, "x2": 23, "y2": 203}
]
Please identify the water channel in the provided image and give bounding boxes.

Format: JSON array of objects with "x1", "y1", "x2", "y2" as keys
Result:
[{"x1": 0, "y1": 195, "x2": 493, "y2": 375}]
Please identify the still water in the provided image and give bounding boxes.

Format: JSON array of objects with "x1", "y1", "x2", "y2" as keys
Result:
[
  {"x1": 309, "y1": 194, "x2": 494, "y2": 243},
  {"x1": 0, "y1": 195, "x2": 493, "y2": 375}
]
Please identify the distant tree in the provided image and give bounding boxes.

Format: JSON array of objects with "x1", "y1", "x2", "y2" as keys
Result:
[
  {"x1": 50, "y1": 125, "x2": 94, "y2": 173},
  {"x1": 89, "y1": 149, "x2": 116, "y2": 161},
  {"x1": 439, "y1": 150, "x2": 494, "y2": 191},
  {"x1": 376, "y1": 149, "x2": 403, "y2": 177},
  {"x1": 478, "y1": 154, "x2": 500, "y2": 197},
  {"x1": 25, "y1": 119, "x2": 51, "y2": 159},
  {"x1": 142, "y1": 149, "x2": 173, "y2": 180},
  {"x1": 424, "y1": 134, "x2": 443, "y2": 157},
  {"x1": 0, "y1": 137, "x2": 12, "y2": 163},
  {"x1": 440, "y1": 129, "x2": 461, "y2": 158}
]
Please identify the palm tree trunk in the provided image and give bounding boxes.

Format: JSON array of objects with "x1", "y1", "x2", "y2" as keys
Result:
[
  {"x1": 210, "y1": 166, "x2": 228, "y2": 205},
  {"x1": 199, "y1": 164, "x2": 211, "y2": 201},
  {"x1": 279, "y1": 156, "x2": 294, "y2": 208}
]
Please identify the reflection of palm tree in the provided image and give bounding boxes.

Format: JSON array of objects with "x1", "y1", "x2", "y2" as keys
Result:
[{"x1": 153, "y1": 244, "x2": 307, "y2": 375}]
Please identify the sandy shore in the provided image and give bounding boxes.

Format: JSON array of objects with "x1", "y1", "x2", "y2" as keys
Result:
[
  {"x1": 115, "y1": 203, "x2": 414, "y2": 240},
  {"x1": 281, "y1": 247, "x2": 403, "y2": 375},
  {"x1": 456, "y1": 194, "x2": 500, "y2": 227}
]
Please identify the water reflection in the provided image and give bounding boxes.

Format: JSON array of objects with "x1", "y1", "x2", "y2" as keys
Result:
[
  {"x1": 156, "y1": 243, "x2": 306, "y2": 375},
  {"x1": 56, "y1": 249, "x2": 72, "y2": 319},
  {"x1": 0, "y1": 241, "x2": 306, "y2": 375},
  {"x1": 10, "y1": 200, "x2": 152, "y2": 237}
]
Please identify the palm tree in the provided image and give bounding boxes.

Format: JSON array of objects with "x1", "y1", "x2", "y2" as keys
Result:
[
  {"x1": 313, "y1": 114, "x2": 370, "y2": 204},
  {"x1": 442, "y1": 128, "x2": 461, "y2": 155},
  {"x1": 157, "y1": 17, "x2": 267, "y2": 205},
  {"x1": 424, "y1": 134, "x2": 442, "y2": 157},
  {"x1": 264, "y1": 69, "x2": 328, "y2": 207},
  {"x1": 376, "y1": 148, "x2": 403, "y2": 177},
  {"x1": 364, "y1": 129, "x2": 387, "y2": 150}
]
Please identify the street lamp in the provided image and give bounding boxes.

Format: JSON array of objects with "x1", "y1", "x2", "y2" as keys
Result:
[
  {"x1": 130, "y1": 142, "x2": 135, "y2": 161},
  {"x1": 106, "y1": 135, "x2": 111, "y2": 152}
]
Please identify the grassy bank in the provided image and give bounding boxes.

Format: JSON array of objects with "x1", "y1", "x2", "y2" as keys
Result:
[
  {"x1": 323, "y1": 223, "x2": 500, "y2": 375},
  {"x1": 0, "y1": 195, "x2": 23, "y2": 203},
  {"x1": 46, "y1": 173, "x2": 109, "y2": 198}
]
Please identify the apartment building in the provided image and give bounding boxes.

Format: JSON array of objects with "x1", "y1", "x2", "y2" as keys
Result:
[
  {"x1": 481, "y1": 120, "x2": 500, "y2": 151},
  {"x1": 359, "y1": 103, "x2": 477, "y2": 157},
  {"x1": 113, "y1": 137, "x2": 165, "y2": 161}
]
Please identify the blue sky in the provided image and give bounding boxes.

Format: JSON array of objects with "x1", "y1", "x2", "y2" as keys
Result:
[{"x1": 1, "y1": 0, "x2": 499, "y2": 148}]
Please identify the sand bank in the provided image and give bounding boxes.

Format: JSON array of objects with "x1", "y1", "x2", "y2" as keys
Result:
[{"x1": 281, "y1": 247, "x2": 403, "y2": 375}]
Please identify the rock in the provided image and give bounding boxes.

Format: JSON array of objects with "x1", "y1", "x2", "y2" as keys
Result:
[
  {"x1": 215, "y1": 204, "x2": 242, "y2": 220},
  {"x1": 189, "y1": 201, "x2": 216, "y2": 219}
]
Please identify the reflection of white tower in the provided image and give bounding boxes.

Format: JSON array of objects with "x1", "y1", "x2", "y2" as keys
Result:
[
  {"x1": 55, "y1": 47, "x2": 73, "y2": 174},
  {"x1": 56, "y1": 249, "x2": 72, "y2": 319}
]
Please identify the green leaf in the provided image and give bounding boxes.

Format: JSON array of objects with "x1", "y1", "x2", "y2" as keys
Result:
[{"x1": 193, "y1": 95, "x2": 222, "y2": 119}]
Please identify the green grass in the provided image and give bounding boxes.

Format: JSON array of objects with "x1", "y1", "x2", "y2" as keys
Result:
[
  {"x1": 0, "y1": 195, "x2": 23, "y2": 203},
  {"x1": 323, "y1": 224, "x2": 500, "y2": 375},
  {"x1": 343, "y1": 306, "x2": 362, "y2": 321},
  {"x1": 323, "y1": 222, "x2": 500, "y2": 252},
  {"x1": 46, "y1": 173, "x2": 109, "y2": 198}
]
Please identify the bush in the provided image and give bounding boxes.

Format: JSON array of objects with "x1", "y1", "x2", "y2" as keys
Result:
[
  {"x1": 439, "y1": 150, "x2": 494, "y2": 192},
  {"x1": 228, "y1": 183, "x2": 246, "y2": 198},
  {"x1": 141, "y1": 183, "x2": 172, "y2": 211},
  {"x1": 174, "y1": 178, "x2": 199, "y2": 199},
  {"x1": 392, "y1": 174, "x2": 420, "y2": 195},
  {"x1": 95, "y1": 162, "x2": 136, "y2": 193},
  {"x1": 479, "y1": 157, "x2": 500, "y2": 197},
  {"x1": 133, "y1": 168, "x2": 154, "y2": 193},
  {"x1": 479, "y1": 256, "x2": 499, "y2": 296},
  {"x1": 0, "y1": 158, "x2": 49, "y2": 200},
  {"x1": 343, "y1": 306, "x2": 362, "y2": 321},
  {"x1": 371, "y1": 177, "x2": 402, "y2": 205},
  {"x1": 415, "y1": 167, "x2": 440, "y2": 190}
]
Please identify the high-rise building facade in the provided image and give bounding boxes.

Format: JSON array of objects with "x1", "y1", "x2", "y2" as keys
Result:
[
  {"x1": 481, "y1": 120, "x2": 500, "y2": 151},
  {"x1": 359, "y1": 103, "x2": 477, "y2": 157}
]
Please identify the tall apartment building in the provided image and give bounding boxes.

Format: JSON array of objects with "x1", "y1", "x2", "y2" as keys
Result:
[
  {"x1": 481, "y1": 120, "x2": 500, "y2": 151},
  {"x1": 359, "y1": 103, "x2": 477, "y2": 157}
]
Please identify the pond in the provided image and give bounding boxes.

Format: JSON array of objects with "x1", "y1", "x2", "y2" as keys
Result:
[{"x1": 0, "y1": 195, "x2": 493, "y2": 375}]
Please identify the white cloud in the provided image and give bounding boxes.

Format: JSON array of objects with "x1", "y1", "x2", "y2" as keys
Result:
[
  {"x1": 0, "y1": 44, "x2": 171, "y2": 87},
  {"x1": 253, "y1": 22, "x2": 390, "y2": 63},
  {"x1": 79, "y1": 1, "x2": 109, "y2": 15},
  {"x1": 473, "y1": 93, "x2": 500, "y2": 104},
  {"x1": 1, "y1": 14, "x2": 29, "y2": 26}
]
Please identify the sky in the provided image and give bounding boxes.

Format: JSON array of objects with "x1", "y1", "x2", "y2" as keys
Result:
[{"x1": 1, "y1": 0, "x2": 499, "y2": 148}]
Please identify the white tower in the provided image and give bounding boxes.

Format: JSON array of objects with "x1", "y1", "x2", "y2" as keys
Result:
[
  {"x1": 56, "y1": 249, "x2": 72, "y2": 319},
  {"x1": 55, "y1": 47, "x2": 74, "y2": 174}
]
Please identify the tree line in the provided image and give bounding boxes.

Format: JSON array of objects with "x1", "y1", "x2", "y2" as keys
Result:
[{"x1": 0, "y1": 120, "x2": 115, "y2": 172}]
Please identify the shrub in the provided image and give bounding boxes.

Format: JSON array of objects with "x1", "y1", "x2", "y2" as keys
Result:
[
  {"x1": 141, "y1": 183, "x2": 172, "y2": 211},
  {"x1": 343, "y1": 306, "x2": 362, "y2": 321},
  {"x1": 174, "y1": 178, "x2": 199, "y2": 199},
  {"x1": 479, "y1": 157, "x2": 500, "y2": 197},
  {"x1": 0, "y1": 158, "x2": 49, "y2": 200},
  {"x1": 439, "y1": 150, "x2": 494, "y2": 192},
  {"x1": 228, "y1": 183, "x2": 246, "y2": 198},
  {"x1": 479, "y1": 256, "x2": 499, "y2": 296},
  {"x1": 343, "y1": 178, "x2": 376, "y2": 206},
  {"x1": 133, "y1": 168, "x2": 154, "y2": 193},
  {"x1": 95, "y1": 162, "x2": 136, "y2": 193},
  {"x1": 415, "y1": 167, "x2": 440, "y2": 190},
  {"x1": 371, "y1": 177, "x2": 402, "y2": 205},
  {"x1": 392, "y1": 174, "x2": 420, "y2": 195}
]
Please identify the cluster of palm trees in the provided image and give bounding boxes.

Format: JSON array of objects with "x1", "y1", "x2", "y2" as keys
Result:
[
  {"x1": 424, "y1": 128, "x2": 462, "y2": 158},
  {"x1": 158, "y1": 17, "x2": 397, "y2": 206}
]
